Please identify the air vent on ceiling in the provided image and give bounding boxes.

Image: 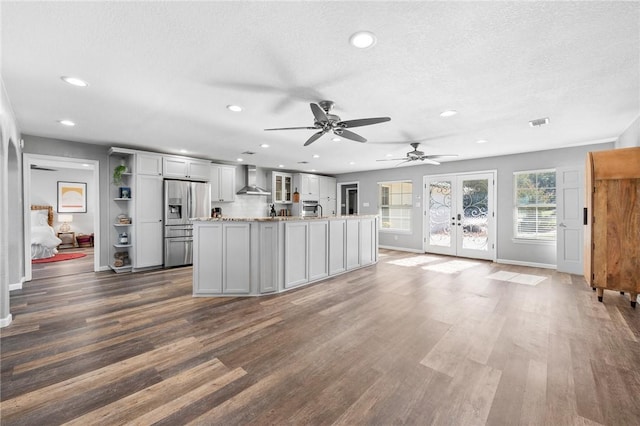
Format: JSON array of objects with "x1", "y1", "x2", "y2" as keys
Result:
[
  {"x1": 298, "y1": 161, "x2": 309, "y2": 164},
  {"x1": 241, "y1": 151, "x2": 256, "y2": 155},
  {"x1": 529, "y1": 117, "x2": 550, "y2": 127}
]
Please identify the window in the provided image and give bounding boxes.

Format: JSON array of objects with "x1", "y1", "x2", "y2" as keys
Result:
[
  {"x1": 379, "y1": 181, "x2": 412, "y2": 231},
  {"x1": 514, "y1": 170, "x2": 556, "y2": 240}
]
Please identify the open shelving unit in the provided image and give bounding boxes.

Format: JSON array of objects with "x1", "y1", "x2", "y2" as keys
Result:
[{"x1": 109, "y1": 148, "x2": 136, "y2": 273}]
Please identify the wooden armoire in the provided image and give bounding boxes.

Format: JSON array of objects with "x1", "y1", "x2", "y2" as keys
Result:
[{"x1": 584, "y1": 146, "x2": 640, "y2": 308}]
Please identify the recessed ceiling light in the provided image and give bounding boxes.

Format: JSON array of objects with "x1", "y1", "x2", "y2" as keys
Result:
[
  {"x1": 312, "y1": 154, "x2": 320, "y2": 158},
  {"x1": 311, "y1": 169, "x2": 317, "y2": 172},
  {"x1": 227, "y1": 105, "x2": 243, "y2": 112},
  {"x1": 349, "y1": 31, "x2": 377, "y2": 49},
  {"x1": 386, "y1": 154, "x2": 394, "y2": 157},
  {"x1": 349, "y1": 161, "x2": 356, "y2": 165},
  {"x1": 236, "y1": 158, "x2": 244, "y2": 162},
  {"x1": 476, "y1": 139, "x2": 488, "y2": 144},
  {"x1": 260, "y1": 143, "x2": 269, "y2": 148},
  {"x1": 179, "y1": 149, "x2": 187, "y2": 153},
  {"x1": 278, "y1": 164, "x2": 285, "y2": 168},
  {"x1": 440, "y1": 110, "x2": 458, "y2": 117},
  {"x1": 61, "y1": 76, "x2": 88, "y2": 87},
  {"x1": 58, "y1": 119, "x2": 75, "y2": 126},
  {"x1": 332, "y1": 137, "x2": 341, "y2": 142}
]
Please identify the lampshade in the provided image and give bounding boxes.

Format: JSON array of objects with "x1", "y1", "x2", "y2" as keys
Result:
[{"x1": 58, "y1": 214, "x2": 73, "y2": 232}]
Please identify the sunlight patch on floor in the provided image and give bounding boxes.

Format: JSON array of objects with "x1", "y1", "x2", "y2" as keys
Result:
[
  {"x1": 486, "y1": 271, "x2": 547, "y2": 286},
  {"x1": 387, "y1": 255, "x2": 440, "y2": 267},
  {"x1": 422, "y1": 260, "x2": 481, "y2": 274}
]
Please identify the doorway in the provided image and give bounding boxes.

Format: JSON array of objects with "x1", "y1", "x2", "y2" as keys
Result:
[
  {"x1": 424, "y1": 171, "x2": 496, "y2": 261},
  {"x1": 23, "y1": 154, "x2": 100, "y2": 283},
  {"x1": 338, "y1": 182, "x2": 359, "y2": 216}
]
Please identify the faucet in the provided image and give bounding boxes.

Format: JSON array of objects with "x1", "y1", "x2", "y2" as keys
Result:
[{"x1": 315, "y1": 204, "x2": 323, "y2": 217}]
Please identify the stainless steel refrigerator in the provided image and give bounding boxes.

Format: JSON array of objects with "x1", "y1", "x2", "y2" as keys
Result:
[{"x1": 164, "y1": 180, "x2": 211, "y2": 267}]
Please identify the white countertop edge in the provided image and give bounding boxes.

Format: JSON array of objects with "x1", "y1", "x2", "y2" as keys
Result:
[{"x1": 191, "y1": 215, "x2": 379, "y2": 222}]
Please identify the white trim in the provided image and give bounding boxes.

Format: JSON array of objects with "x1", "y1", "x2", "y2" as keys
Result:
[
  {"x1": 379, "y1": 245, "x2": 424, "y2": 253},
  {"x1": 98, "y1": 265, "x2": 111, "y2": 272},
  {"x1": 23, "y1": 154, "x2": 101, "y2": 282},
  {"x1": 0, "y1": 314, "x2": 12, "y2": 328},
  {"x1": 496, "y1": 258, "x2": 557, "y2": 270},
  {"x1": 337, "y1": 181, "x2": 359, "y2": 216},
  {"x1": 9, "y1": 277, "x2": 23, "y2": 291}
]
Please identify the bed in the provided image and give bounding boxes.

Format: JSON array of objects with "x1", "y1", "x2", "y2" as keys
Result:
[{"x1": 31, "y1": 205, "x2": 62, "y2": 260}]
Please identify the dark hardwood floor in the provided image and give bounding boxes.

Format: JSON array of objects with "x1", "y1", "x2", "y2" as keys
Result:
[{"x1": 2, "y1": 249, "x2": 639, "y2": 425}]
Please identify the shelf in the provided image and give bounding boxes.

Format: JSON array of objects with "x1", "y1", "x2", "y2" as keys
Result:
[
  {"x1": 109, "y1": 264, "x2": 132, "y2": 273},
  {"x1": 113, "y1": 197, "x2": 132, "y2": 201},
  {"x1": 113, "y1": 244, "x2": 132, "y2": 248},
  {"x1": 113, "y1": 223, "x2": 132, "y2": 227}
]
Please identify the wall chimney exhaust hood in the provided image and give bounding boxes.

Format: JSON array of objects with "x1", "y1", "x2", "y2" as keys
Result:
[{"x1": 237, "y1": 165, "x2": 271, "y2": 195}]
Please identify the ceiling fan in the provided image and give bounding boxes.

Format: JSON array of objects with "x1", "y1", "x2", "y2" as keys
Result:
[
  {"x1": 264, "y1": 100, "x2": 391, "y2": 146},
  {"x1": 377, "y1": 143, "x2": 458, "y2": 166}
]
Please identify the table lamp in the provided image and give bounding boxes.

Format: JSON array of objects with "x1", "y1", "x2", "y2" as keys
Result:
[{"x1": 58, "y1": 214, "x2": 73, "y2": 232}]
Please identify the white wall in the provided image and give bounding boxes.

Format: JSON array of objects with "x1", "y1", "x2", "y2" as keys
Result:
[
  {"x1": 616, "y1": 115, "x2": 640, "y2": 148},
  {"x1": 31, "y1": 168, "x2": 96, "y2": 236},
  {"x1": 335, "y1": 142, "x2": 614, "y2": 266}
]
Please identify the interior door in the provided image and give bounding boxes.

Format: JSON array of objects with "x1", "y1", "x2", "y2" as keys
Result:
[
  {"x1": 556, "y1": 167, "x2": 583, "y2": 274},
  {"x1": 424, "y1": 172, "x2": 495, "y2": 260}
]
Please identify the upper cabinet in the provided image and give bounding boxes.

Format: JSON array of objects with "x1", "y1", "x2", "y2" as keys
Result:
[
  {"x1": 136, "y1": 152, "x2": 163, "y2": 176},
  {"x1": 211, "y1": 164, "x2": 236, "y2": 202},
  {"x1": 163, "y1": 156, "x2": 211, "y2": 181},
  {"x1": 318, "y1": 176, "x2": 336, "y2": 201},
  {"x1": 272, "y1": 172, "x2": 293, "y2": 204},
  {"x1": 295, "y1": 173, "x2": 320, "y2": 200}
]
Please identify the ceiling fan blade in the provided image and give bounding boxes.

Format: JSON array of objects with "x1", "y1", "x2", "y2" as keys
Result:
[
  {"x1": 394, "y1": 160, "x2": 412, "y2": 167},
  {"x1": 337, "y1": 129, "x2": 367, "y2": 143},
  {"x1": 421, "y1": 158, "x2": 441, "y2": 165},
  {"x1": 310, "y1": 103, "x2": 328, "y2": 124},
  {"x1": 264, "y1": 126, "x2": 318, "y2": 131},
  {"x1": 425, "y1": 154, "x2": 458, "y2": 159},
  {"x1": 304, "y1": 130, "x2": 326, "y2": 146},
  {"x1": 337, "y1": 117, "x2": 391, "y2": 128},
  {"x1": 376, "y1": 158, "x2": 407, "y2": 161}
]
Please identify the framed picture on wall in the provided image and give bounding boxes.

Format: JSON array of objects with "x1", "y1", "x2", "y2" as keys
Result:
[{"x1": 57, "y1": 181, "x2": 87, "y2": 213}]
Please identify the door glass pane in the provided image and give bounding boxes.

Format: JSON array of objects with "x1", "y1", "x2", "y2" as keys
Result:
[
  {"x1": 275, "y1": 175, "x2": 282, "y2": 201},
  {"x1": 461, "y1": 179, "x2": 488, "y2": 250},
  {"x1": 429, "y1": 181, "x2": 452, "y2": 247}
]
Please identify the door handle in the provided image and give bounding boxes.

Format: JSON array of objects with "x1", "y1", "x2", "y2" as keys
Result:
[{"x1": 457, "y1": 213, "x2": 461, "y2": 221}]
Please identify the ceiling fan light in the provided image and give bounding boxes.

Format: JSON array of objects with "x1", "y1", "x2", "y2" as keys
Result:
[{"x1": 349, "y1": 31, "x2": 377, "y2": 49}]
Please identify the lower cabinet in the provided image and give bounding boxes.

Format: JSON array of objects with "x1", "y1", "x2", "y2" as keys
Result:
[
  {"x1": 346, "y1": 219, "x2": 360, "y2": 270},
  {"x1": 285, "y1": 222, "x2": 309, "y2": 288},
  {"x1": 329, "y1": 219, "x2": 346, "y2": 275},
  {"x1": 360, "y1": 217, "x2": 375, "y2": 266},
  {"x1": 193, "y1": 222, "x2": 250, "y2": 294},
  {"x1": 308, "y1": 220, "x2": 329, "y2": 281},
  {"x1": 259, "y1": 222, "x2": 279, "y2": 293}
]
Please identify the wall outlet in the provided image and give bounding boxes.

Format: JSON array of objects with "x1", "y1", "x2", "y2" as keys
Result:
[{"x1": 363, "y1": 202, "x2": 369, "y2": 207}]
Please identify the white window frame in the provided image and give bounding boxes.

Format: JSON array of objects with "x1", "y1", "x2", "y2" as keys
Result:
[
  {"x1": 378, "y1": 180, "x2": 413, "y2": 232},
  {"x1": 513, "y1": 169, "x2": 557, "y2": 241}
]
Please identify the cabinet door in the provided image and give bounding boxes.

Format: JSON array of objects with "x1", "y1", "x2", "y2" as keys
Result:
[
  {"x1": 223, "y1": 223, "x2": 251, "y2": 293},
  {"x1": 359, "y1": 218, "x2": 374, "y2": 266},
  {"x1": 193, "y1": 224, "x2": 223, "y2": 293},
  {"x1": 346, "y1": 219, "x2": 360, "y2": 270},
  {"x1": 211, "y1": 165, "x2": 221, "y2": 201},
  {"x1": 135, "y1": 175, "x2": 164, "y2": 268},
  {"x1": 329, "y1": 219, "x2": 346, "y2": 275},
  {"x1": 163, "y1": 157, "x2": 189, "y2": 178},
  {"x1": 259, "y1": 222, "x2": 278, "y2": 293},
  {"x1": 137, "y1": 153, "x2": 163, "y2": 176},
  {"x1": 309, "y1": 220, "x2": 329, "y2": 281},
  {"x1": 285, "y1": 222, "x2": 309, "y2": 288},
  {"x1": 218, "y1": 166, "x2": 236, "y2": 202},
  {"x1": 188, "y1": 161, "x2": 211, "y2": 181},
  {"x1": 319, "y1": 176, "x2": 336, "y2": 200}
]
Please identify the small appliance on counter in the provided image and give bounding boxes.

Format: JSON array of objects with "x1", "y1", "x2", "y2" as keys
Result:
[{"x1": 211, "y1": 207, "x2": 222, "y2": 218}]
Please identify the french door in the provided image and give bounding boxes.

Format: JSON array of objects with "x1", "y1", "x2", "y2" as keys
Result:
[{"x1": 424, "y1": 172, "x2": 496, "y2": 260}]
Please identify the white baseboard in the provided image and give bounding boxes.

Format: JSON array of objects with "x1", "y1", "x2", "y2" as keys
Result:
[
  {"x1": 379, "y1": 245, "x2": 424, "y2": 254},
  {"x1": 9, "y1": 276, "x2": 24, "y2": 291},
  {"x1": 496, "y1": 258, "x2": 556, "y2": 270},
  {"x1": 98, "y1": 265, "x2": 111, "y2": 272},
  {"x1": 0, "y1": 314, "x2": 13, "y2": 328}
]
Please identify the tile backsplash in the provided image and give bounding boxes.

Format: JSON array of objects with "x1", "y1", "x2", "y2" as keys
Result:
[{"x1": 211, "y1": 195, "x2": 271, "y2": 218}]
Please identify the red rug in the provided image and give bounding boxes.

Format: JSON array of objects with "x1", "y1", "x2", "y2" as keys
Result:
[{"x1": 32, "y1": 252, "x2": 87, "y2": 264}]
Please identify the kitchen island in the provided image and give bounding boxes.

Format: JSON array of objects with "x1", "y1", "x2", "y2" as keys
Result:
[{"x1": 191, "y1": 215, "x2": 378, "y2": 296}]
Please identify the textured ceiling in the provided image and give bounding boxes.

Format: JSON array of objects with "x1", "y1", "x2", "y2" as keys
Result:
[{"x1": 2, "y1": 1, "x2": 639, "y2": 174}]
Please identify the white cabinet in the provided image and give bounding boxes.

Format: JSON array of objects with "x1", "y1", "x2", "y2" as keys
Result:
[
  {"x1": 259, "y1": 222, "x2": 279, "y2": 293},
  {"x1": 346, "y1": 219, "x2": 360, "y2": 270},
  {"x1": 163, "y1": 156, "x2": 211, "y2": 181},
  {"x1": 193, "y1": 222, "x2": 250, "y2": 294},
  {"x1": 359, "y1": 217, "x2": 375, "y2": 266},
  {"x1": 295, "y1": 173, "x2": 320, "y2": 200},
  {"x1": 272, "y1": 172, "x2": 293, "y2": 204},
  {"x1": 135, "y1": 174, "x2": 164, "y2": 268},
  {"x1": 109, "y1": 148, "x2": 136, "y2": 273},
  {"x1": 285, "y1": 222, "x2": 309, "y2": 288},
  {"x1": 309, "y1": 220, "x2": 329, "y2": 281},
  {"x1": 319, "y1": 176, "x2": 337, "y2": 216},
  {"x1": 136, "y1": 152, "x2": 163, "y2": 176},
  {"x1": 329, "y1": 219, "x2": 346, "y2": 275},
  {"x1": 211, "y1": 164, "x2": 236, "y2": 202}
]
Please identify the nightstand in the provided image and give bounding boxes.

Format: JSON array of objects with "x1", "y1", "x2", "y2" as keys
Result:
[{"x1": 57, "y1": 232, "x2": 76, "y2": 249}]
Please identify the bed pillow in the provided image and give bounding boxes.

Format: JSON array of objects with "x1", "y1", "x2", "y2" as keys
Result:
[{"x1": 31, "y1": 210, "x2": 49, "y2": 227}]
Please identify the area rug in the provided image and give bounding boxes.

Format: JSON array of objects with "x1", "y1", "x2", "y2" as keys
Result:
[{"x1": 32, "y1": 252, "x2": 87, "y2": 264}]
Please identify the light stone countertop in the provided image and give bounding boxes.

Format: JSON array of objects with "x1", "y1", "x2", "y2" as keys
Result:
[{"x1": 191, "y1": 215, "x2": 379, "y2": 222}]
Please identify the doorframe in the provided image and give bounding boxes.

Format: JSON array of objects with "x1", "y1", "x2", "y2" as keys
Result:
[
  {"x1": 337, "y1": 181, "x2": 359, "y2": 216},
  {"x1": 423, "y1": 170, "x2": 497, "y2": 261},
  {"x1": 22, "y1": 154, "x2": 101, "y2": 283}
]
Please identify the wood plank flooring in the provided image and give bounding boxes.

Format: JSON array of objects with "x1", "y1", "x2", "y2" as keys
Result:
[
  {"x1": 31, "y1": 247, "x2": 94, "y2": 280},
  {"x1": 2, "y1": 249, "x2": 639, "y2": 425}
]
